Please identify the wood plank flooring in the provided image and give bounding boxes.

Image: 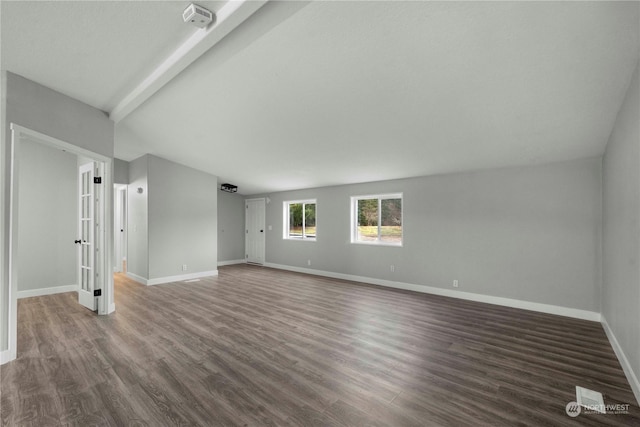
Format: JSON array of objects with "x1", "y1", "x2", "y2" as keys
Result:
[{"x1": 1, "y1": 264, "x2": 639, "y2": 426}]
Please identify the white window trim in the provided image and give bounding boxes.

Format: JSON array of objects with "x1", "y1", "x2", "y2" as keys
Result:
[
  {"x1": 350, "y1": 193, "x2": 403, "y2": 247},
  {"x1": 283, "y1": 199, "x2": 317, "y2": 241}
]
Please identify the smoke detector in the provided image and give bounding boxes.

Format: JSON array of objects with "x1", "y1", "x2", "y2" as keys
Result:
[{"x1": 183, "y1": 3, "x2": 214, "y2": 28}]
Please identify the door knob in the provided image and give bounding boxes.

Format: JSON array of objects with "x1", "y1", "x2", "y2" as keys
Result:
[
  {"x1": 260, "y1": 230, "x2": 264, "y2": 232},
  {"x1": 74, "y1": 239, "x2": 81, "y2": 244}
]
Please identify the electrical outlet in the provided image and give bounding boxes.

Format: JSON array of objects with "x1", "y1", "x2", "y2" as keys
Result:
[
  {"x1": 307, "y1": 259, "x2": 311, "y2": 266},
  {"x1": 453, "y1": 279, "x2": 459, "y2": 288},
  {"x1": 182, "y1": 264, "x2": 187, "y2": 272},
  {"x1": 390, "y1": 265, "x2": 395, "y2": 272}
]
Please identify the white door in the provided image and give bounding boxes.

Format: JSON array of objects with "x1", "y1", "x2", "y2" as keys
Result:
[
  {"x1": 77, "y1": 162, "x2": 98, "y2": 310},
  {"x1": 245, "y1": 198, "x2": 265, "y2": 264},
  {"x1": 113, "y1": 186, "x2": 126, "y2": 273}
]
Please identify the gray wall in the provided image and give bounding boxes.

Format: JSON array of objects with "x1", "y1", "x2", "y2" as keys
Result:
[
  {"x1": 127, "y1": 155, "x2": 149, "y2": 279},
  {"x1": 253, "y1": 157, "x2": 602, "y2": 312},
  {"x1": 218, "y1": 190, "x2": 245, "y2": 262},
  {"x1": 4, "y1": 72, "x2": 113, "y2": 158},
  {"x1": 602, "y1": 61, "x2": 639, "y2": 384},
  {"x1": 18, "y1": 141, "x2": 76, "y2": 292},
  {"x1": 127, "y1": 154, "x2": 218, "y2": 280},
  {"x1": 1, "y1": 71, "x2": 114, "y2": 353},
  {"x1": 148, "y1": 155, "x2": 218, "y2": 279},
  {"x1": 114, "y1": 158, "x2": 129, "y2": 185},
  {"x1": 1, "y1": 69, "x2": 7, "y2": 355}
]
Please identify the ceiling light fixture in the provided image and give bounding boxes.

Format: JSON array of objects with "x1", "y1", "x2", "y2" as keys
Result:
[{"x1": 220, "y1": 183, "x2": 238, "y2": 193}]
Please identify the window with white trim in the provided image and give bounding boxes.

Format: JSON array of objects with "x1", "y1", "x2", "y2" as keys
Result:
[
  {"x1": 283, "y1": 200, "x2": 316, "y2": 240},
  {"x1": 351, "y1": 193, "x2": 402, "y2": 245}
]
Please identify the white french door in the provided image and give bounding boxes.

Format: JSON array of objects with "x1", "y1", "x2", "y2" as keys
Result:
[
  {"x1": 77, "y1": 162, "x2": 101, "y2": 310},
  {"x1": 245, "y1": 198, "x2": 265, "y2": 264}
]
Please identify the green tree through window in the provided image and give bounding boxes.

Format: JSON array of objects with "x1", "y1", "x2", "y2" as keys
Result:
[
  {"x1": 353, "y1": 194, "x2": 402, "y2": 245},
  {"x1": 284, "y1": 200, "x2": 316, "y2": 240}
]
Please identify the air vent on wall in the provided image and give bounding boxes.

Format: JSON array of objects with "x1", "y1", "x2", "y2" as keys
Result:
[{"x1": 183, "y1": 3, "x2": 214, "y2": 28}]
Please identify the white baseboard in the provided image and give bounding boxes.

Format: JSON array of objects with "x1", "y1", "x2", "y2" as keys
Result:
[
  {"x1": 108, "y1": 303, "x2": 116, "y2": 314},
  {"x1": 601, "y1": 316, "x2": 640, "y2": 406},
  {"x1": 147, "y1": 270, "x2": 219, "y2": 286},
  {"x1": 127, "y1": 271, "x2": 219, "y2": 285},
  {"x1": 0, "y1": 349, "x2": 15, "y2": 365},
  {"x1": 17, "y1": 284, "x2": 77, "y2": 299},
  {"x1": 218, "y1": 259, "x2": 246, "y2": 266},
  {"x1": 263, "y1": 263, "x2": 601, "y2": 322},
  {"x1": 126, "y1": 272, "x2": 148, "y2": 285}
]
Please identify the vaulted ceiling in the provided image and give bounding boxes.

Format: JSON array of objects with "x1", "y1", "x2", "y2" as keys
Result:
[{"x1": 2, "y1": 1, "x2": 639, "y2": 195}]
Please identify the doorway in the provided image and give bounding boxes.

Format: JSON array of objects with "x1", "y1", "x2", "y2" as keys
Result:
[
  {"x1": 245, "y1": 198, "x2": 265, "y2": 264},
  {"x1": 5, "y1": 124, "x2": 114, "y2": 363},
  {"x1": 114, "y1": 185, "x2": 127, "y2": 273}
]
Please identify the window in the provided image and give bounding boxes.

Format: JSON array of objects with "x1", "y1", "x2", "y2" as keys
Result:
[
  {"x1": 351, "y1": 193, "x2": 402, "y2": 245},
  {"x1": 284, "y1": 200, "x2": 316, "y2": 240}
]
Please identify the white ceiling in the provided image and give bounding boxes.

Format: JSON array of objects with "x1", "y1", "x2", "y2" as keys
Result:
[
  {"x1": 1, "y1": 0, "x2": 224, "y2": 112},
  {"x1": 3, "y1": 1, "x2": 639, "y2": 195}
]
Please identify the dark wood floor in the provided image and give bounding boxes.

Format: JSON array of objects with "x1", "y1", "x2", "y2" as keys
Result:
[{"x1": 1, "y1": 264, "x2": 639, "y2": 426}]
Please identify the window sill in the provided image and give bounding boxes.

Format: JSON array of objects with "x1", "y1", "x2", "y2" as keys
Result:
[{"x1": 350, "y1": 241, "x2": 402, "y2": 247}]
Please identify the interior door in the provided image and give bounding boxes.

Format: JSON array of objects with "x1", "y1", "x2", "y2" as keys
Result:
[
  {"x1": 77, "y1": 162, "x2": 96, "y2": 310},
  {"x1": 245, "y1": 198, "x2": 265, "y2": 264},
  {"x1": 113, "y1": 186, "x2": 126, "y2": 273}
]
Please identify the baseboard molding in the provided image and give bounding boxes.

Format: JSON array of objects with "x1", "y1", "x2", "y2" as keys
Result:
[
  {"x1": 108, "y1": 303, "x2": 116, "y2": 314},
  {"x1": 218, "y1": 259, "x2": 246, "y2": 266},
  {"x1": 601, "y1": 316, "x2": 640, "y2": 406},
  {"x1": 126, "y1": 272, "x2": 149, "y2": 285},
  {"x1": 146, "y1": 270, "x2": 219, "y2": 286},
  {"x1": 126, "y1": 271, "x2": 220, "y2": 286},
  {"x1": 17, "y1": 284, "x2": 77, "y2": 299},
  {"x1": 263, "y1": 263, "x2": 601, "y2": 322},
  {"x1": 0, "y1": 349, "x2": 16, "y2": 365}
]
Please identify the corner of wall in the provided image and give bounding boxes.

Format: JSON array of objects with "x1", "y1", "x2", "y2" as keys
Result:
[
  {"x1": 601, "y1": 315, "x2": 640, "y2": 405},
  {"x1": 0, "y1": 70, "x2": 7, "y2": 353},
  {"x1": 601, "y1": 57, "x2": 640, "y2": 406}
]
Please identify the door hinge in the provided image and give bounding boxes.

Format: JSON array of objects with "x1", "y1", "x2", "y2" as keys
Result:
[
  {"x1": 94, "y1": 289, "x2": 102, "y2": 297},
  {"x1": 94, "y1": 177, "x2": 102, "y2": 184}
]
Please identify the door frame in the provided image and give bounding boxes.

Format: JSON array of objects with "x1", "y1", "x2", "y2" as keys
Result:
[
  {"x1": 245, "y1": 197, "x2": 266, "y2": 264},
  {"x1": 5, "y1": 123, "x2": 114, "y2": 363}
]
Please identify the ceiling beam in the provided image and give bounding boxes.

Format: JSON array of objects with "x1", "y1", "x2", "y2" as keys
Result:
[{"x1": 109, "y1": 0, "x2": 267, "y2": 123}]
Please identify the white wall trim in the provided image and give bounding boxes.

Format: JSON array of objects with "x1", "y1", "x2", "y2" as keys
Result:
[
  {"x1": 0, "y1": 349, "x2": 15, "y2": 365},
  {"x1": 264, "y1": 263, "x2": 601, "y2": 322},
  {"x1": 218, "y1": 259, "x2": 246, "y2": 266},
  {"x1": 126, "y1": 272, "x2": 149, "y2": 285},
  {"x1": 601, "y1": 316, "x2": 640, "y2": 405},
  {"x1": 146, "y1": 270, "x2": 219, "y2": 286},
  {"x1": 17, "y1": 285, "x2": 77, "y2": 299}
]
